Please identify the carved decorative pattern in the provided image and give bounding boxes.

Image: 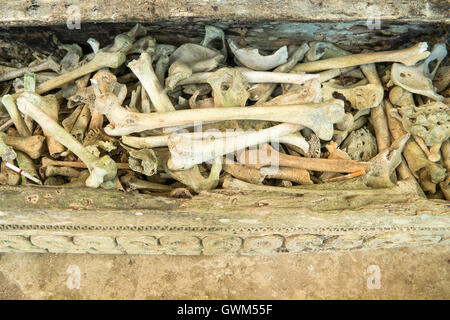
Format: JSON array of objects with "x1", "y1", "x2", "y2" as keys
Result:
[{"x1": 0, "y1": 227, "x2": 447, "y2": 255}]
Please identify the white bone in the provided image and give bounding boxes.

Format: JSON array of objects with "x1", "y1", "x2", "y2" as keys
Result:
[
  {"x1": 94, "y1": 93, "x2": 345, "y2": 140},
  {"x1": 177, "y1": 69, "x2": 318, "y2": 87},
  {"x1": 167, "y1": 123, "x2": 303, "y2": 170},
  {"x1": 128, "y1": 52, "x2": 175, "y2": 112},
  {"x1": 228, "y1": 39, "x2": 288, "y2": 71}
]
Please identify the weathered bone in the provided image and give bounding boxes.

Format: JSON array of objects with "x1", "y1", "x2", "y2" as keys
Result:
[
  {"x1": 228, "y1": 39, "x2": 288, "y2": 71},
  {"x1": 126, "y1": 23, "x2": 148, "y2": 40},
  {"x1": 341, "y1": 127, "x2": 378, "y2": 161},
  {"x1": 259, "y1": 79, "x2": 322, "y2": 106},
  {"x1": 433, "y1": 66, "x2": 450, "y2": 92},
  {"x1": 155, "y1": 54, "x2": 170, "y2": 86},
  {"x1": 127, "y1": 148, "x2": 158, "y2": 176},
  {"x1": 169, "y1": 43, "x2": 224, "y2": 68},
  {"x1": 317, "y1": 67, "x2": 358, "y2": 83},
  {"x1": 224, "y1": 163, "x2": 312, "y2": 185},
  {"x1": 0, "y1": 132, "x2": 17, "y2": 161},
  {"x1": 39, "y1": 94, "x2": 66, "y2": 157},
  {"x1": 121, "y1": 135, "x2": 169, "y2": 149},
  {"x1": 1, "y1": 94, "x2": 31, "y2": 136},
  {"x1": 45, "y1": 165, "x2": 81, "y2": 178},
  {"x1": 17, "y1": 92, "x2": 117, "y2": 188},
  {"x1": 363, "y1": 133, "x2": 410, "y2": 188},
  {"x1": 249, "y1": 43, "x2": 310, "y2": 102},
  {"x1": 322, "y1": 78, "x2": 384, "y2": 110},
  {"x1": 206, "y1": 68, "x2": 249, "y2": 108},
  {"x1": 0, "y1": 56, "x2": 60, "y2": 82},
  {"x1": 95, "y1": 93, "x2": 344, "y2": 140},
  {"x1": 2, "y1": 135, "x2": 45, "y2": 159},
  {"x1": 59, "y1": 44, "x2": 83, "y2": 72},
  {"x1": 128, "y1": 52, "x2": 175, "y2": 112},
  {"x1": 15, "y1": 151, "x2": 40, "y2": 184},
  {"x1": 87, "y1": 38, "x2": 100, "y2": 53},
  {"x1": 264, "y1": 166, "x2": 312, "y2": 185},
  {"x1": 40, "y1": 157, "x2": 129, "y2": 170},
  {"x1": 128, "y1": 36, "x2": 156, "y2": 55},
  {"x1": 0, "y1": 161, "x2": 20, "y2": 185},
  {"x1": 177, "y1": 69, "x2": 318, "y2": 87},
  {"x1": 120, "y1": 174, "x2": 173, "y2": 192},
  {"x1": 157, "y1": 149, "x2": 222, "y2": 193},
  {"x1": 385, "y1": 98, "x2": 446, "y2": 184},
  {"x1": 292, "y1": 42, "x2": 430, "y2": 72},
  {"x1": 412, "y1": 135, "x2": 441, "y2": 163},
  {"x1": 26, "y1": 51, "x2": 126, "y2": 95},
  {"x1": 305, "y1": 42, "x2": 350, "y2": 61},
  {"x1": 240, "y1": 145, "x2": 370, "y2": 173},
  {"x1": 167, "y1": 123, "x2": 303, "y2": 170},
  {"x1": 201, "y1": 25, "x2": 227, "y2": 60},
  {"x1": 401, "y1": 101, "x2": 449, "y2": 146},
  {"x1": 391, "y1": 43, "x2": 447, "y2": 101},
  {"x1": 360, "y1": 63, "x2": 391, "y2": 151}
]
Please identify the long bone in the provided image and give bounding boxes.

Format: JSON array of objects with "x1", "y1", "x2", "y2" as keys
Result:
[
  {"x1": 120, "y1": 174, "x2": 173, "y2": 192},
  {"x1": 239, "y1": 145, "x2": 370, "y2": 173},
  {"x1": 360, "y1": 63, "x2": 391, "y2": 151},
  {"x1": 44, "y1": 166, "x2": 81, "y2": 178},
  {"x1": 167, "y1": 123, "x2": 304, "y2": 170},
  {"x1": 122, "y1": 135, "x2": 169, "y2": 149},
  {"x1": 40, "y1": 157, "x2": 129, "y2": 170},
  {"x1": 177, "y1": 70, "x2": 318, "y2": 87},
  {"x1": 16, "y1": 92, "x2": 117, "y2": 188},
  {"x1": 317, "y1": 67, "x2": 359, "y2": 83},
  {"x1": 292, "y1": 42, "x2": 430, "y2": 73},
  {"x1": 94, "y1": 93, "x2": 345, "y2": 140},
  {"x1": 12, "y1": 51, "x2": 127, "y2": 96},
  {"x1": 122, "y1": 131, "x2": 309, "y2": 153},
  {"x1": 39, "y1": 94, "x2": 66, "y2": 156},
  {"x1": 1, "y1": 94, "x2": 31, "y2": 136},
  {"x1": 0, "y1": 56, "x2": 60, "y2": 82},
  {"x1": 127, "y1": 52, "x2": 175, "y2": 112},
  {"x1": 227, "y1": 39, "x2": 288, "y2": 71},
  {"x1": 89, "y1": 70, "x2": 127, "y2": 129},
  {"x1": 15, "y1": 151, "x2": 40, "y2": 184},
  {"x1": 391, "y1": 43, "x2": 447, "y2": 101},
  {"x1": 248, "y1": 43, "x2": 310, "y2": 102},
  {"x1": 223, "y1": 163, "x2": 312, "y2": 185}
]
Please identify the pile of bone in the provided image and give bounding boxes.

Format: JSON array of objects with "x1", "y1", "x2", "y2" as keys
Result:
[{"x1": 0, "y1": 24, "x2": 448, "y2": 199}]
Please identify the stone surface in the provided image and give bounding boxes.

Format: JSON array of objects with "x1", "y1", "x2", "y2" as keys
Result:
[{"x1": 0, "y1": 245, "x2": 448, "y2": 299}]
